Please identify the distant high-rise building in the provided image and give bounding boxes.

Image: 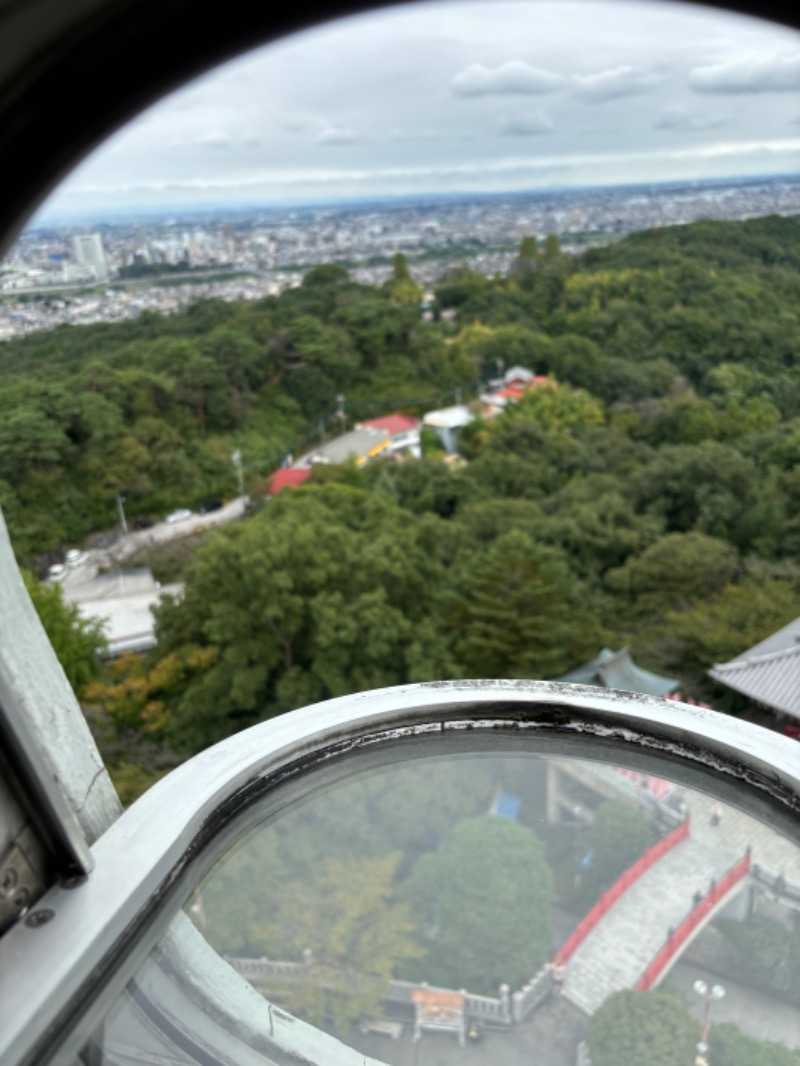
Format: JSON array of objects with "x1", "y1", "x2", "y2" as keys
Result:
[{"x1": 72, "y1": 233, "x2": 108, "y2": 280}]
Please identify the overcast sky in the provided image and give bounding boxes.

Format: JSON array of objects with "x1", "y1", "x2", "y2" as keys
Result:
[{"x1": 37, "y1": 0, "x2": 800, "y2": 220}]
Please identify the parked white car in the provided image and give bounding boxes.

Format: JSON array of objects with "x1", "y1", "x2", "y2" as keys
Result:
[
  {"x1": 65, "y1": 549, "x2": 87, "y2": 566},
  {"x1": 165, "y1": 508, "x2": 192, "y2": 524}
]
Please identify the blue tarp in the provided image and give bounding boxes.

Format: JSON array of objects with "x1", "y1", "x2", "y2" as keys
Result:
[{"x1": 491, "y1": 791, "x2": 521, "y2": 821}]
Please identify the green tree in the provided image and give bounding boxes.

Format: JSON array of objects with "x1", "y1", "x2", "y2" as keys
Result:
[
  {"x1": 0, "y1": 404, "x2": 69, "y2": 480},
  {"x1": 513, "y1": 381, "x2": 604, "y2": 434},
  {"x1": 445, "y1": 530, "x2": 601, "y2": 680},
  {"x1": 632, "y1": 443, "x2": 758, "y2": 542},
  {"x1": 543, "y1": 234, "x2": 562, "y2": 261},
  {"x1": 107, "y1": 762, "x2": 170, "y2": 807},
  {"x1": 200, "y1": 830, "x2": 290, "y2": 958},
  {"x1": 711, "y1": 1023, "x2": 800, "y2": 1066},
  {"x1": 607, "y1": 532, "x2": 740, "y2": 617},
  {"x1": 22, "y1": 571, "x2": 106, "y2": 693},
  {"x1": 402, "y1": 815, "x2": 553, "y2": 992},
  {"x1": 123, "y1": 487, "x2": 452, "y2": 751},
  {"x1": 392, "y1": 252, "x2": 411, "y2": 282},
  {"x1": 519, "y1": 236, "x2": 539, "y2": 260},
  {"x1": 534, "y1": 474, "x2": 664, "y2": 579},
  {"x1": 264, "y1": 854, "x2": 423, "y2": 1033},
  {"x1": 264, "y1": 759, "x2": 495, "y2": 881},
  {"x1": 582, "y1": 800, "x2": 651, "y2": 894},
  {"x1": 510, "y1": 236, "x2": 541, "y2": 285},
  {"x1": 718, "y1": 916, "x2": 800, "y2": 1005},
  {"x1": 589, "y1": 988, "x2": 699, "y2": 1066},
  {"x1": 666, "y1": 579, "x2": 800, "y2": 676},
  {"x1": 383, "y1": 255, "x2": 422, "y2": 306}
]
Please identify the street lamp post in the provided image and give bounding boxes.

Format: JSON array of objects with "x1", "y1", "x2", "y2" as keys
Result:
[
  {"x1": 231, "y1": 449, "x2": 244, "y2": 498},
  {"x1": 693, "y1": 979, "x2": 725, "y2": 1065},
  {"x1": 116, "y1": 492, "x2": 128, "y2": 535}
]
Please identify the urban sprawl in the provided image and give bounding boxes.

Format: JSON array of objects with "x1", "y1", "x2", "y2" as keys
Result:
[{"x1": 2, "y1": 174, "x2": 799, "y2": 342}]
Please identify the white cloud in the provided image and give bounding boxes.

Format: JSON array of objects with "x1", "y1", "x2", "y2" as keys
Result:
[
  {"x1": 654, "y1": 108, "x2": 725, "y2": 132},
  {"x1": 317, "y1": 126, "x2": 361, "y2": 146},
  {"x1": 67, "y1": 138, "x2": 800, "y2": 199},
  {"x1": 189, "y1": 130, "x2": 233, "y2": 147},
  {"x1": 573, "y1": 66, "x2": 660, "y2": 103},
  {"x1": 498, "y1": 110, "x2": 554, "y2": 136},
  {"x1": 451, "y1": 61, "x2": 564, "y2": 97},
  {"x1": 690, "y1": 52, "x2": 800, "y2": 94},
  {"x1": 388, "y1": 126, "x2": 465, "y2": 142},
  {"x1": 30, "y1": 0, "x2": 800, "y2": 216}
]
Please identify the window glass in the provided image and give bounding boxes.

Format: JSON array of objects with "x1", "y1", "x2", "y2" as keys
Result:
[{"x1": 77, "y1": 749, "x2": 800, "y2": 1065}]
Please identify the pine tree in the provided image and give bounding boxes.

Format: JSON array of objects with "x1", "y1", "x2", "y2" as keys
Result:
[{"x1": 446, "y1": 530, "x2": 601, "y2": 680}]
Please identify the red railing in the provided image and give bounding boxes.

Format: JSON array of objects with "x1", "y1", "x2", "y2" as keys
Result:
[
  {"x1": 636, "y1": 849, "x2": 751, "y2": 991},
  {"x1": 553, "y1": 819, "x2": 690, "y2": 966}
]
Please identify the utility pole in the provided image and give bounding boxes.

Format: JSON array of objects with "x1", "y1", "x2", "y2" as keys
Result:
[
  {"x1": 116, "y1": 493, "x2": 128, "y2": 535},
  {"x1": 336, "y1": 393, "x2": 346, "y2": 433},
  {"x1": 231, "y1": 449, "x2": 245, "y2": 498}
]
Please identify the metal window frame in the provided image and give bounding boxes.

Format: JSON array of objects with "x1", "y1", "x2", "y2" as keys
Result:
[{"x1": 0, "y1": 679, "x2": 798, "y2": 1065}]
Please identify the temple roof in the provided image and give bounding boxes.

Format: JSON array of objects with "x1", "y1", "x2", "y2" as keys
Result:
[
  {"x1": 557, "y1": 647, "x2": 680, "y2": 698},
  {"x1": 709, "y1": 617, "x2": 800, "y2": 718}
]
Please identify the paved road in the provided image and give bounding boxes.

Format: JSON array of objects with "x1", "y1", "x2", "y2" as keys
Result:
[
  {"x1": 53, "y1": 498, "x2": 248, "y2": 651},
  {"x1": 55, "y1": 496, "x2": 248, "y2": 592}
]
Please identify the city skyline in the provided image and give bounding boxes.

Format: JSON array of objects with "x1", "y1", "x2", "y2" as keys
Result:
[{"x1": 32, "y1": 0, "x2": 800, "y2": 223}]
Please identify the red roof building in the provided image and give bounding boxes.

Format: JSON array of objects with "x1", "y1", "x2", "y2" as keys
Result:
[
  {"x1": 480, "y1": 375, "x2": 556, "y2": 419},
  {"x1": 357, "y1": 414, "x2": 420, "y2": 435},
  {"x1": 354, "y1": 414, "x2": 421, "y2": 457},
  {"x1": 496, "y1": 376, "x2": 553, "y2": 400},
  {"x1": 268, "y1": 468, "x2": 311, "y2": 495}
]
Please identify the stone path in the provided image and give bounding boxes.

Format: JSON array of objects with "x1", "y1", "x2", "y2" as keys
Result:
[
  {"x1": 562, "y1": 765, "x2": 800, "y2": 1015},
  {"x1": 682, "y1": 787, "x2": 800, "y2": 880}
]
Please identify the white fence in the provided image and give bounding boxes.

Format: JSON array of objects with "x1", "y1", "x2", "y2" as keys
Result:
[
  {"x1": 225, "y1": 956, "x2": 554, "y2": 1025},
  {"x1": 229, "y1": 956, "x2": 306, "y2": 982},
  {"x1": 512, "y1": 966, "x2": 553, "y2": 1021},
  {"x1": 751, "y1": 862, "x2": 800, "y2": 908}
]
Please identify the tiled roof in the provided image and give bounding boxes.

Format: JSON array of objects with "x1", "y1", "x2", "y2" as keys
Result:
[
  {"x1": 358, "y1": 414, "x2": 419, "y2": 435},
  {"x1": 422, "y1": 405, "x2": 474, "y2": 429},
  {"x1": 558, "y1": 647, "x2": 679, "y2": 697},
  {"x1": 725, "y1": 616, "x2": 800, "y2": 661},
  {"x1": 709, "y1": 645, "x2": 800, "y2": 718},
  {"x1": 269, "y1": 468, "x2": 311, "y2": 494},
  {"x1": 503, "y1": 365, "x2": 533, "y2": 385}
]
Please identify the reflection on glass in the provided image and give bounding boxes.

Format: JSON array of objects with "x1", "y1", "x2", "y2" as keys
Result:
[{"x1": 80, "y1": 752, "x2": 800, "y2": 1064}]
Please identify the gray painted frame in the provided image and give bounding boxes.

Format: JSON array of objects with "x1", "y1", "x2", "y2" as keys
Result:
[{"x1": 1, "y1": 679, "x2": 799, "y2": 1064}]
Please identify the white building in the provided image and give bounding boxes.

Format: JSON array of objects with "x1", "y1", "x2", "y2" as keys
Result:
[
  {"x1": 355, "y1": 415, "x2": 421, "y2": 458},
  {"x1": 422, "y1": 404, "x2": 474, "y2": 453},
  {"x1": 72, "y1": 233, "x2": 109, "y2": 281}
]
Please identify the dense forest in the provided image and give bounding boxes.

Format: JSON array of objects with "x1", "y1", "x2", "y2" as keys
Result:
[
  {"x1": 7, "y1": 215, "x2": 800, "y2": 1055},
  {"x1": 4, "y1": 215, "x2": 800, "y2": 763}
]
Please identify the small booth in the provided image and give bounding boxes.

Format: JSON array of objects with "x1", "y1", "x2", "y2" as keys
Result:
[{"x1": 411, "y1": 988, "x2": 467, "y2": 1046}]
